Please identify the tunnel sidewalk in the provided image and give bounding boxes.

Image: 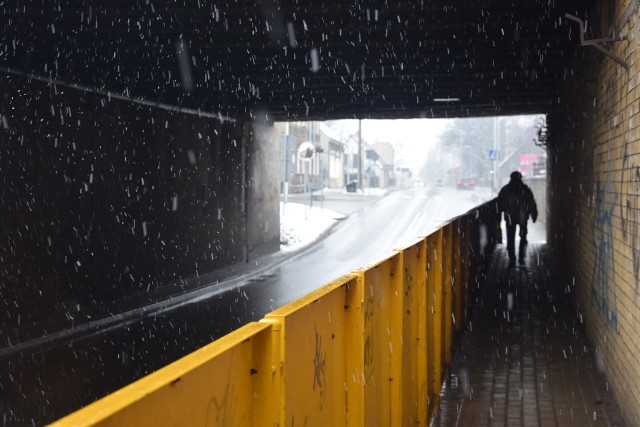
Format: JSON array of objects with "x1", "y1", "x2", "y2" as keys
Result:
[{"x1": 431, "y1": 243, "x2": 626, "y2": 426}]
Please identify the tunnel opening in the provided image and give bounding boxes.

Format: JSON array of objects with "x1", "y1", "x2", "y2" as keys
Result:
[{"x1": 273, "y1": 115, "x2": 548, "y2": 253}]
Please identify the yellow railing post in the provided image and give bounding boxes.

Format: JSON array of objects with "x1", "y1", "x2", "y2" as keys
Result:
[
  {"x1": 463, "y1": 215, "x2": 472, "y2": 327},
  {"x1": 346, "y1": 273, "x2": 365, "y2": 427},
  {"x1": 254, "y1": 318, "x2": 282, "y2": 425},
  {"x1": 459, "y1": 217, "x2": 467, "y2": 328},
  {"x1": 263, "y1": 275, "x2": 362, "y2": 427},
  {"x1": 426, "y1": 231, "x2": 444, "y2": 417},
  {"x1": 358, "y1": 253, "x2": 403, "y2": 427},
  {"x1": 442, "y1": 223, "x2": 454, "y2": 365},
  {"x1": 452, "y1": 219, "x2": 463, "y2": 335},
  {"x1": 416, "y1": 239, "x2": 429, "y2": 426},
  {"x1": 397, "y1": 239, "x2": 428, "y2": 425},
  {"x1": 388, "y1": 254, "x2": 404, "y2": 427}
]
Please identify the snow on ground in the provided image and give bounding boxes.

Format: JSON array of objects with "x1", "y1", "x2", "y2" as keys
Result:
[
  {"x1": 351, "y1": 187, "x2": 388, "y2": 196},
  {"x1": 280, "y1": 202, "x2": 346, "y2": 252}
]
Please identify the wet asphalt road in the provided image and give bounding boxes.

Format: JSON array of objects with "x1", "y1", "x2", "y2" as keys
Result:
[{"x1": 0, "y1": 186, "x2": 493, "y2": 425}]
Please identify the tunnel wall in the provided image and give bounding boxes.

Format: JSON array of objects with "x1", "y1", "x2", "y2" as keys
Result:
[
  {"x1": 246, "y1": 120, "x2": 281, "y2": 261},
  {"x1": 0, "y1": 75, "x2": 279, "y2": 341},
  {"x1": 548, "y1": 2, "x2": 640, "y2": 424}
]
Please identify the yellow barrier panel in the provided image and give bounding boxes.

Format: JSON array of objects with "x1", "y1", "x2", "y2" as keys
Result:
[
  {"x1": 263, "y1": 274, "x2": 361, "y2": 426},
  {"x1": 53, "y1": 202, "x2": 495, "y2": 426},
  {"x1": 51, "y1": 322, "x2": 277, "y2": 427},
  {"x1": 397, "y1": 239, "x2": 428, "y2": 425},
  {"x1": 358, "y1": 253, "x2": 403, "y2": 427}
]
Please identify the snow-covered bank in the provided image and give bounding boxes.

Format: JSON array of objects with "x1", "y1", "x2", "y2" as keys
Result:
[{"x1": 279, "y1": 202, "x2": 346, "y2": 252}]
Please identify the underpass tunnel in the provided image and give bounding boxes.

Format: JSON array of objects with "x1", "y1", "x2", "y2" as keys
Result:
[{"x1": 2, "y1": 0, "x2": 640, "y2": 424}]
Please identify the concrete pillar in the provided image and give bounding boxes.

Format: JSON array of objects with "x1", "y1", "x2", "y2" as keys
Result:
[{"x1": 245, "y1": 118, "x2": 281, "y2": 261}]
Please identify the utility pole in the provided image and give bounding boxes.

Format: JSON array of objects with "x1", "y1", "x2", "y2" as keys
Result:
[
  {"x1": 493, "y1": 117, "x2": 500, "y2": 196},
  {"x1": 458, "y1": 128, "x2": 463, "y2": 176},
  {"x1": 282, "y1": 122, "x2": 290, "y2": 214},
  {"x1": 358, "y1": 119, "x2": 363, "y2": 191},
  {"x1": 298, "y1": 141, "x2": 315, "y2": 220}
]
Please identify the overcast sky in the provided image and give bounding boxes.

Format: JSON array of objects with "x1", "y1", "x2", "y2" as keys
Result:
[
  {"x1": 327, "y1": 115, "x2": 543, "y2": 175},
  {"x1": 327, "y1": 118, "x2": 449, "y2": 173}
]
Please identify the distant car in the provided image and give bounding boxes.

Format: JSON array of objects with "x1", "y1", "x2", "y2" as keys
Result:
[
  {"x1": 412, "y1": 179, "x2": 425, "y2": 188},
  {"x1": 345, "y1": 180, "x2": 358, "y2": 192},
  {"x1": 435, "y1": 178, "x2": 444, "y2": 187},
  {"x1": 456, "y1": 177, "x2": 475, "y2": 190}
]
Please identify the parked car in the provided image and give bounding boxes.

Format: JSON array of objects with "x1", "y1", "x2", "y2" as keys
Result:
[
  {"x1": 456, "y1": 177, "x2": 475, "y2": 190},
  {"x1": 345, "y1": 180, "x2": 358, "y2": 192}
]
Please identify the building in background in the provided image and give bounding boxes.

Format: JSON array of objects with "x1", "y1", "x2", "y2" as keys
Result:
[
  {"x1": 318, "y1": 124, "x2": 345, "y2": 188},
  {"x1": 395, "y1": 167, "x2": 413, "y2": 189},
  {"x1": 371, "y1": 141, "x2": 395, "y2": 188},
  {"x1": 342, "y1": 136, "x2": 395, "y2": 188},
  {"x1": 343, "y1": 133, "x2": 361, "y2": 185},
  {"x1": 275, "y1": 121, "x2": 346, "y2": 194},
  {"x1": 273, "y1": 121, "x2": 318, "y2": 193},
  {"x1": 275, "y1": 121, "x2": 395, "y2": 193}
]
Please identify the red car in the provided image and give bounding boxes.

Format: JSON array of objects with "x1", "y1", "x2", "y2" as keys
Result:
[{"x1": 456, "y1": 177, "x2": 475, "y2": 190}]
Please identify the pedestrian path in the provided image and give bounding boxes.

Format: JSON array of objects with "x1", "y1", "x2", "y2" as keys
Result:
[{"x1": 431, "y1": 244, "x2": 626, "y2": 426}]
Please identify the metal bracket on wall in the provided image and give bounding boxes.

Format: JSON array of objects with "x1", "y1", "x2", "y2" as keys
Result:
[{"x1": 565, "y1": 13, "x2": 629, "y2": 70}]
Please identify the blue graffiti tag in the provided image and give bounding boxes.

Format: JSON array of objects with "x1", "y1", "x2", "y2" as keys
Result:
[
  {"x1": 620, "y1": 144, "x2": 640, "y2": 304},
  {"x1": 591, "y1": 178, "x2": 618, "y2": 330}
]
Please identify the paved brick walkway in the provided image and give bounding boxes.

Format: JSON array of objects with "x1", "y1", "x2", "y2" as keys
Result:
[{"x1": 431, "y1": 244, "x2": 626, "y2": 427}]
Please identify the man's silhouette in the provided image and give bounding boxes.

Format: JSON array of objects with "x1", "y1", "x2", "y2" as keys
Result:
[{"x1": 497, "y1": 171, "x2": 538, "y2": 265}]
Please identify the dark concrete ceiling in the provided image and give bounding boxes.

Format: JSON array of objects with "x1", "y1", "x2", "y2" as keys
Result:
[{"x1": 1, "y1": 0, "x2": 593, "y2": 121}]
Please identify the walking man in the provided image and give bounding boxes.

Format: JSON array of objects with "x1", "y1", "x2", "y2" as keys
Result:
[{"x1": 497, "y1": 171, "x2": 538, "y2": 266}]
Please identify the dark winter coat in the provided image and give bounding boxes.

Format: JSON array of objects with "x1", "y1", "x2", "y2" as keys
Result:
[{"x1": 497, "y1": 179, "x2": 538, "y2": 225}]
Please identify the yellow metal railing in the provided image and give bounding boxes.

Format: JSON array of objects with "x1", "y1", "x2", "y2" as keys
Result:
[{"x1": 52, "y1": 203, "x2": 494, "y2": 426}]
